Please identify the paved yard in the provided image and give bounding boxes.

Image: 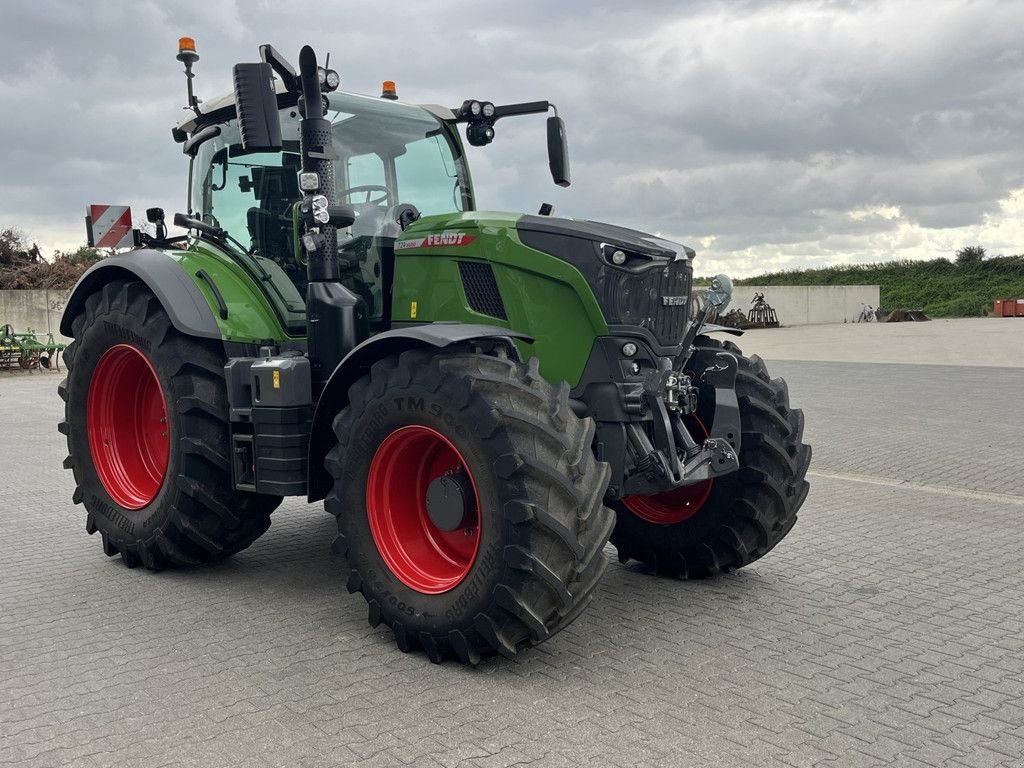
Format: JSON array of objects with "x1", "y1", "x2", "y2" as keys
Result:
[{"x1": 2, "y1": 322, "x2": 1023, "y2": 767}]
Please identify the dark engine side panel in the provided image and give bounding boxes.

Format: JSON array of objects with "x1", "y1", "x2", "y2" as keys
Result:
[{"x1": 517, "y1": 217, "x2": 694, "y2": 357}]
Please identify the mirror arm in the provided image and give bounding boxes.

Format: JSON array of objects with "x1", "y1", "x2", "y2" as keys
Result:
[
  {"x1": 258, "y1": 44, "x2": 299, "y2": 93},
  {"x1": 490, "y1": 100, "x2": 550, "y2": 121}
]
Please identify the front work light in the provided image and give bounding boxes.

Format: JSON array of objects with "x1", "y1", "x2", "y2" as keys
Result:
[
  {"x1": 466, "y1": 122, "x2": 495, "y2": 146},
  {"x1": 459, "y1": 100, "x2": 484, "y2": 119}
]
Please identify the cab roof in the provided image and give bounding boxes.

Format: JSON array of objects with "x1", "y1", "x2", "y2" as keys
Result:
[{"x1": 174, "y1": 80, "x2": 455, "y2": 135}]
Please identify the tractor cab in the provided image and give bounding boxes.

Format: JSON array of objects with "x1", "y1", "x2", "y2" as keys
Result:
[{"x1": 186, "y1": 91, "x2": 473, "y2": 334}]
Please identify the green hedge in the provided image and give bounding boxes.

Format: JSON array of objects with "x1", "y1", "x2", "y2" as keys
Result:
[{"x1": 725, "y1": 256, "x2": 1024, "y2": 317}]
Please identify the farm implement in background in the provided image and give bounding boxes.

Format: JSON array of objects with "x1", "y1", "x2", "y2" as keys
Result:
[{"x1": 0, "y1": 325, "x2": 65, "y2": 371}]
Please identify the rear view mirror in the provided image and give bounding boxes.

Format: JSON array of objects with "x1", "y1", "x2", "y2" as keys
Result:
[
  {"x1": 233, "y1": 62, "x2": 281, "y2": 152},
  {"x1": 546, "y1": 116, "x2": 570, "y2": 187}
]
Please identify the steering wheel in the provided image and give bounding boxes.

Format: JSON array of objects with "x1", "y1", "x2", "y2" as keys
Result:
[{"x1": 339, "y1": 184, "x2": 391, "y2": 207}]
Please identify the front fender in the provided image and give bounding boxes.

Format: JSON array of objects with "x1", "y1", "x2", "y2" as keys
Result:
[
  {"x1": 698, "y1": 322, "x2": 744, "y2": 337},
  {"x1": 306, "y1": 323, "x2": 532, "y2": 502},
  {"x1": 60, "y1": 250, "x2": 222, "y2": 339}
]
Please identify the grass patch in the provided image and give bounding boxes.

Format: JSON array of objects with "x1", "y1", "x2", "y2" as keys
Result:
[{"x1": 720, "y1": 256, "x2": 1024, "y2": 317}]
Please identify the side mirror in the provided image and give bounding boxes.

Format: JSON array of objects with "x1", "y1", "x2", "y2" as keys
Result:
[
  {"x1": 233, "y1": 62, "x2": 281, "y2": 152},
  {"x1": 546, "y1": 115, "x2": 570, "y2": 187},
  {"x1": 326, "y1": 205, "x2": 356, "y2": 229}
]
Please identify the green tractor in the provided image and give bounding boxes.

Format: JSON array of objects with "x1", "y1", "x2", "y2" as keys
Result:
[{"x1": 58, "y1": 39, "x2": 810, "y2": 663}]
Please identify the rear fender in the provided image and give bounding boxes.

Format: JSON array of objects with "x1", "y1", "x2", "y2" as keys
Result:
[
  {"x1": 59, "y1": 251, "x2": 221, "y2": 339},
  {"x1": 306, "y1": 323, "x2": 532, "y2": 502}
]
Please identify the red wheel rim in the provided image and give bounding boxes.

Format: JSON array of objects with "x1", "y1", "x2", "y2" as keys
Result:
[
  {"x1": 366, "y1": 425, "x2": 481, "y2": 594},
  {"x1": 87, "y1": 344, "x2": 169, "y2": 510},
  {"x1": 623, "y1": 415, "x2": 715, "y2": 525}
]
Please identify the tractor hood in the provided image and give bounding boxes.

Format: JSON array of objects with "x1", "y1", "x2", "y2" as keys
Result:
[
  {"x1": 395, "y1": 211, "x2": 699, "y2": 355},
  {"x1": 516, "y1": 215, "x2": 696, "y2": 263},
  {"x1": 396, "y1": 211, "x2": 696, "y2": 264}
]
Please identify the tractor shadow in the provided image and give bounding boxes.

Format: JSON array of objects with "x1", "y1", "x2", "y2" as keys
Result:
[{"x1": 125, "y1": 499, "x2": 783, "y2": 674}]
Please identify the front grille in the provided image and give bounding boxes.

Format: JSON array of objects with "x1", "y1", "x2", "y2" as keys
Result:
[
  {"x1": 599, "y1": 260, "x2": 692, "y2": 346},
  {"x1": 458, "y1": 261, "x2": 507, "y2": 320}
]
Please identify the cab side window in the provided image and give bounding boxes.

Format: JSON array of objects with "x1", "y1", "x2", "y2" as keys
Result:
[{"x1": 394, "y1": 135, "x2": 464, "y2": 216}]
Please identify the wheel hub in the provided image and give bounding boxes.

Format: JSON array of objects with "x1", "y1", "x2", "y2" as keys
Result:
[
  {"x1": 425, "y1": 472, "x2": 475, "y2": 532},
  {"x1": 365, "y1": 425, "x2": 481, "y2": 594}
]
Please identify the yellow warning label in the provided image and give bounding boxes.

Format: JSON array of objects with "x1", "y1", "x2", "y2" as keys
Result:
[
  {"x1": 272, "y1": 369, "x2": 281, "y2": 389},
  {"x1": 410, "y1": 301, "x2": 418, "y2": 319}
]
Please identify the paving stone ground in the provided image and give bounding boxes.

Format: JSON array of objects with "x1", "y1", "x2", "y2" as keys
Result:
[{"x1": 2, "y1": 345, "x2": 1023, "y2": 767}]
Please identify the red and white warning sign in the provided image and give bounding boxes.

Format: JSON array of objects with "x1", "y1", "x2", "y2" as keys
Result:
[{"x1": 86, "y1": 205, "x2": 134, "y2": 249}]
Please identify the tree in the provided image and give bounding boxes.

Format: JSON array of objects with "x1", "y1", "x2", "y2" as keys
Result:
[
  {"x1": 0, "y1": 228, "x2": 32, "y2": 268},
  {"x1": 955, "y1": 245, "x2": 986, "y2": 266},
  {"x1": 53, "y1": 245, "x2": 106, "y2": 267},
  {"x1": 0, "y1": 228, "x2": 108, "y2": 289}
]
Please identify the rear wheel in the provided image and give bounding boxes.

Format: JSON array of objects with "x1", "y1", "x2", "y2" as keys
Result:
[
  {"x1": 610, "y1": 337, "x2": 810, "y2": 577},
  {"x1": 58, "y1": 280, "x2": 280, "y2": 569},
  {"x1": 326, "y1": 349, "x2": 614, "y2": 663}
]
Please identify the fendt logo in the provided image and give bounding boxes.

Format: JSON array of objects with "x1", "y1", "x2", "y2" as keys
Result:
[{"x1": 395, "y1": 232, "x2": 477, "y2": 250}]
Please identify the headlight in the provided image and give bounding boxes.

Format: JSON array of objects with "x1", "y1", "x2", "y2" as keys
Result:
[{"x1": 600, "y1": 243, "x2": 659, "y2": 270}]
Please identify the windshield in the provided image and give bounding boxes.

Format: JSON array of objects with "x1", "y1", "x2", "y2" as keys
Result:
[
  {"x1": 189, "y1": 93, "x2": 471, "y2": 327},
  {"x1": 191, "y1": 93, "x2": 471, "y2": 243}
]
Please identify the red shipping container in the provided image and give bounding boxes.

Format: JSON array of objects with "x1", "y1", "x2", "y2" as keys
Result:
[
  {"x1": 1016, "y1": 299, "x2": 1024, "y2": 317},
  {"x1": 994, "y1": 299, "x2": 1017, "y2": 317}
]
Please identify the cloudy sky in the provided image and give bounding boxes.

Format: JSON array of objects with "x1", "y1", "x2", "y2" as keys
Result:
[{"x1": 1, "y1": 0, "x2": 1022, "y2": 276}]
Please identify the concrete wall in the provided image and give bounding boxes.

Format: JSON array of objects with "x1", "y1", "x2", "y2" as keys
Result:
[
  {"x1": 0, "y1": 290, "x2": 72, "y2": 343},
  {"x1": 2, "y1": 284, "x2": 881, "y2": 340},
  {"x1": 731, "y1": 285, "x2": 880, "y2": 326}
]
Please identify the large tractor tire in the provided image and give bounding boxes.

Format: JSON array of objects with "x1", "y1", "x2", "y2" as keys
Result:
[
  {"x1": 58, "y1": 280, "x2": 280, "y2": 569},
  {"x1": 325, "y1": 349, "x2": 614, "y2": 664},
  {"x1": 611, "y1": 336, "x2": 810, "y2": 577}
]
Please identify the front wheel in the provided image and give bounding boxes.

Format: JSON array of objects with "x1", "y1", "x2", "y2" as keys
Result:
[
  {"x1": 610, "y1": 337, "x2": 811, "y2": 577},
  {"x1": 325, "y1": 349, "x2": 614, "y2": 664}
]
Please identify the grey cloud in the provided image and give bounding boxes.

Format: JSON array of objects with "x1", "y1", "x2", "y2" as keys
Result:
[{"x1": 0, "y1": 0, "x2": 1021, "y2": 271}]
